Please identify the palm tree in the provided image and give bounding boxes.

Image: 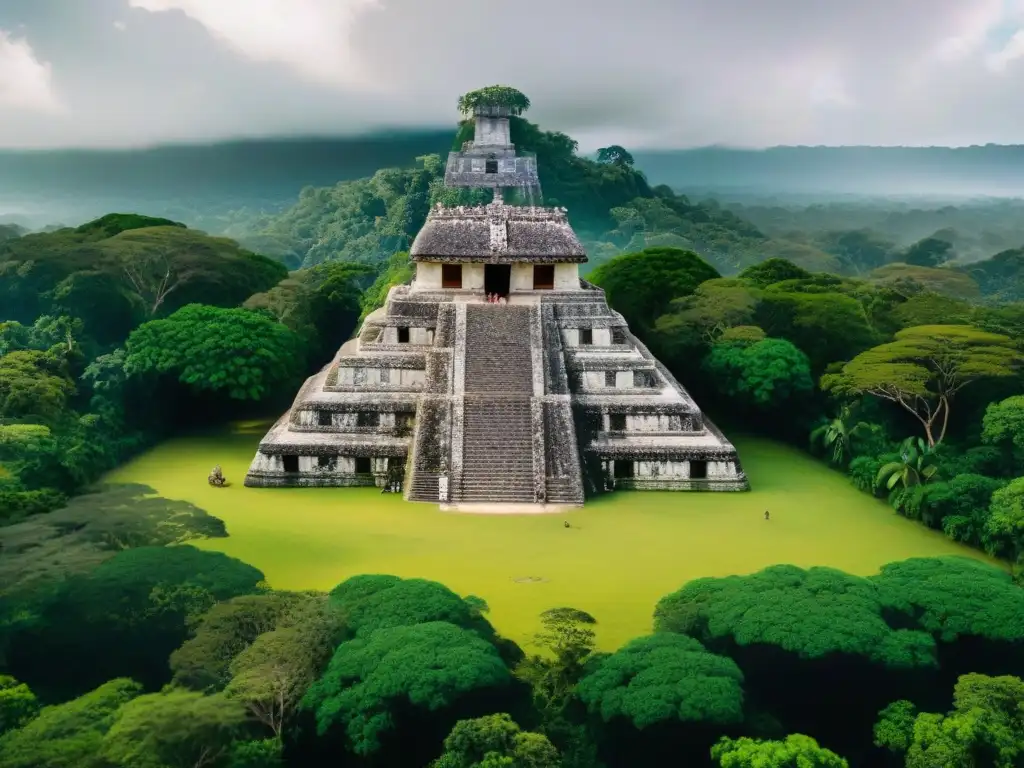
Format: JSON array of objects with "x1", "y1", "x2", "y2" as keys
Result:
[
  {"x1": 875, "y1": 436, "x2": 939, "y2": 492},
  {"x1": 810, "y1": 406, "x2": 867, "y2": 466}
]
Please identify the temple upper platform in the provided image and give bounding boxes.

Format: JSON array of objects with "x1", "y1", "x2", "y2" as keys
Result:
[{"x1": 411, "y1": 202, "x2": 586, "y2": 262}]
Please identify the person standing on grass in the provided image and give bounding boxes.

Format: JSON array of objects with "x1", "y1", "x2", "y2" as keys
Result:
[{"x1": 764, "y1": 509, "x2": 770, "y2": 521}]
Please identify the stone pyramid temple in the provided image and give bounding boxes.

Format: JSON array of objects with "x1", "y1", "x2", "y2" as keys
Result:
[{"x1": 245, "y1": 99, "x2": 749, "y2": 506}]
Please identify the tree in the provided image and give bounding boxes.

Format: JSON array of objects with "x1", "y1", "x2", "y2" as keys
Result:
[
  {"x1": 821, "y1": 325, "x2": 1022, "y2": 446},
  {"x1": 902, "y1": 236, "x2": 954, "y2": 268},
  {"x1": 654, "y1": 278, "x2": 759, "y2": 349},
  {"x1": 112, "y1": 226, "x2": 287, "y2": 317},
  {"x1": 875, "y1": 674, "x2": 1024, "y2": 768},
  {"x1": 121, "y1": 243, "x2": 186, "y2": 317},
  {"x1": 702, "y1": 337, "x2": 814, "y2": 409},
  {"x1": 873, "y1": 699, "x2": 918, "y2": 755},
  {"x1": 576, "y1": 633, "x2": 745, "y2": 729},
  {"x1": 301, "y1": 621, "x2": 511, "y2": 758},
  {"x1": 654, "y1": 564, "x2": 939, "y2": 669},
  {"x1": 589, "y1": 247, "x2": 720, "y2": 333},
  {"x1": 0, "y1": 218, "x2": 285, "y2": 329},
  {"x1": 225, "y1": 598, "x2": 345, "y2": 737},
  {"x1": 654, "y1": 558, "x2": 1024, "y2": 761},
  {"x1": 430, "y1": 713, "x2": 560, "y2": 768},
  {"x1": 872, "y1": 557, "x2": 1024, "y2": 651},
  {"x1": 7, "y1": 546, "x2": 264, "y2": 698},
  {"x1": 738, "y1": 258, "x2": 812, "y2": 287},
  {"x1": 983, "y1": 477, "x2": 1024, "y2": 561},
  {"x1": 102, "y1": 689, "x2": 248, "y2": 768},
  {"x1": 982, "y1": 395, "x2": 1024, "y2": 464},
  {"x1": 818, "y1": 229, "x2": 894, "y2": 274},
  {"x1": 328, "y1": 574, "x2": 494, "y2": 639},
  {"x1": 457, "y1": 86, "x2": 531, "y2": 116},
  {"x1": 227, "y1": 739, "x2": 283, "y2": 768},
  {"x1": 0, "y1": 350, "x2": 75, "y2": 424},
  {"x1": 516, "y1": 607, "x2": 597, "y2": 713},
  {"x1": 924, "y1": 473, "x2": 1005, "y2": 542},
  {"x1": 124, "y1": 304, "x2": 304, "y2": 401},
  {"x1": 0, "y1": 678, "x2": 142, "y2": 768},
  {"x1": 74, "y1": 212, "x2": 186, "y2": 239},
  {"x1": 756, "y1": 289, "x2": 878, "y2": 372},
  {"x1": 0, "y1": 676, "x2": 38, "y2": 736},
  {"x1": 810, "y1": 406, "x2": 869, "y2": 466},
  {"x1": 170, "y1": 592, "x2": 313, "y2": 692},
  {"x1": 0, "y1": 484, "x2": 227, "y2": 599},
  {"x1": 244, "y1": 261, "x2": 373, "y2": 365},
  {"x1": 359, "y1": 251, "x2": 415, "y2": 321},
  {"x1": 596, "y1": 145, "x2": 635, "y2": 167},
  {"x1": 870, "y1": 263, "x2": 981, "y2": 301},
  {"x1": 711, "y1": 734, "x2": 848, "y2": 767}
]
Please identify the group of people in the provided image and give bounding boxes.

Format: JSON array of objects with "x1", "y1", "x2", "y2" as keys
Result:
[{"x1": 485, "y1": 293, "x2": 508, "y2": 304}]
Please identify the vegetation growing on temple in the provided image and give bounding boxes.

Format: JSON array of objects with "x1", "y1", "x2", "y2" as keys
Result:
[{"x1": 457, "y1": 85, "x2": 532, "y2": 116}]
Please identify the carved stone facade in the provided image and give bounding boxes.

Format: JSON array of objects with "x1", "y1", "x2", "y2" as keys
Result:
[{"x1": 244, "y1": 98, "x2": 749, "y2": 500}]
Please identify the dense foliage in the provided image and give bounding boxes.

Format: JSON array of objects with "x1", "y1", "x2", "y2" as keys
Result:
[
  {"x1": 457, "y1": 86, "x2": 532, "y2": 116},
  {"x1": 0, "y1": 212, "x2": 370, "y2": 523},
  {"x1": 4, "y1": 85, "x2": 1024, "y2": 768},
  {"x1": 0, "y1": 544, "x2": 1018, "y2": 767}
]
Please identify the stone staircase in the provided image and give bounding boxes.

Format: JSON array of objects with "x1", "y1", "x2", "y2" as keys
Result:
[{"x1": 458, "y1": 305, "x2": 536, "y2": 503}]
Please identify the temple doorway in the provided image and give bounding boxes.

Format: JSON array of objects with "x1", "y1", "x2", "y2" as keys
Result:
[{"x1": 484, "y1": 264, "x2": 511, "y2": 297}]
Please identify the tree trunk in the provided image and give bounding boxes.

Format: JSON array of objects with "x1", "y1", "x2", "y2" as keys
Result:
[{"x1": 936, "y1": 396, "x2": 951, "y2": 445}]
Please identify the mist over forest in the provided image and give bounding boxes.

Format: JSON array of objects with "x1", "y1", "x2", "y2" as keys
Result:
[{"x1": 5, "y1": 134, "x2": 1024, "y2": 232}]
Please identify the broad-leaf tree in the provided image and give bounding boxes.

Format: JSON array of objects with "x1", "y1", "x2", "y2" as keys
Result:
[
  {"x1": 711, "y1": 733, "x2": 849, "y2": 767},
  {"x1": 596, "y1": 145, "x2": 635, "y2": 167},
  {"x1": 982, "y1": 395, "x2": 1024, "y2": 465},
  {"x1": 0, "y1": 678, "x2": 142, "y2": 768},
  {"x1": 124, "y1": 304, "x2": 303, "y2": 401},
  {"x1": 0, "y1": 676, "x2": 38, "y2": 736},
  {"x1": 301, "y1": 621, "x2": 511, "y2": 758},
  {"x1": 702, "y1": 336, "x2": 814, "y2": 409},
  {"x1": 101, "y1": 689, "x2": 247, "y2": 768},
  {"x1": 738, "y1": 258, "x2": 812, "y2": 287},
  {"x1": 875, "y1": 673, "x2": 1024, "y2": 768},
  {"x1": 821, "y1": 325, "x2": 1022, "y2": 446},
  {"x1": 983, "y1": 477, "x2": 1024, "y2": 561},
  {"x1": 576, "y1": 633, "x2": 745, "y2": 729},
  {"x1": 7, "y1": 546, "x2": 264, "y2": 698},
  {"x1": 429, "y1": 713, "x2": 560, "y2": 768},
  {"x1": 515, "y1": 607, "x2": 597, "y2": 714},
  {"x1": 589, "y1": 246, "x2": 720, "y2": 333},
  {"x1": 0, "y1": 350, "x2": 75, "y2": 425},
  {"x1": 328, "y1": 574, "x2": 495, "y2": 640},
  {"x1": 224, "y1": 598, "x2": 345, "y2": 737},
  {"x1": 170, "y1": 592, "x2": 314, "y2": 692}
]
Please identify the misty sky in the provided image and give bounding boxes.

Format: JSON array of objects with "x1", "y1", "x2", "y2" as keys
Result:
[{"x1": 3, "y1": 0, "x2": 1024, "y2": 150}]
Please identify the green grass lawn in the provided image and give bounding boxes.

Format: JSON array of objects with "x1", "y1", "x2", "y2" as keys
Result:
[{"x1": 106, "y1": 422, "x2": 996, "y2": 651}]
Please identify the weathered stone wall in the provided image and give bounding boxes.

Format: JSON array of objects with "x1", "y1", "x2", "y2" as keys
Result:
[{"x1": 474, "y1": 114, "x2": 511, "y2": 147}]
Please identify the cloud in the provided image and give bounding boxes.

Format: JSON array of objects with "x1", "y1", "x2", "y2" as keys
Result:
[
  {"x1": 987, "y1": 29, "x2": 1024, "y2": 70},
  {"x1": 5, "y1": 0, "x2": 1024, "y2": 149},
  {"x1": 0, "y1": 29, "x2": 62, "y2": 113},
  {"x1": 127, "y1": 0, "x2": 382, "y2": 88}
]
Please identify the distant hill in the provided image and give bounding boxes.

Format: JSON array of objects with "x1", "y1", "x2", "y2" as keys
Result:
[
  {"x1": 632, "y1": 145, "x2": 1024, "y2": 198},
  {"x1": 6, "y1": 136, "x2": 1024, "y2": 230},
  {"x1": 0, "y1": 131, "x2": 453, "y2": 229}
]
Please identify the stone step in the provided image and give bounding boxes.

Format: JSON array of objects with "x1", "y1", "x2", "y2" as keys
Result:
[{"x1": 458, "y1": 306, "x2": 537, "y2": 503}]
